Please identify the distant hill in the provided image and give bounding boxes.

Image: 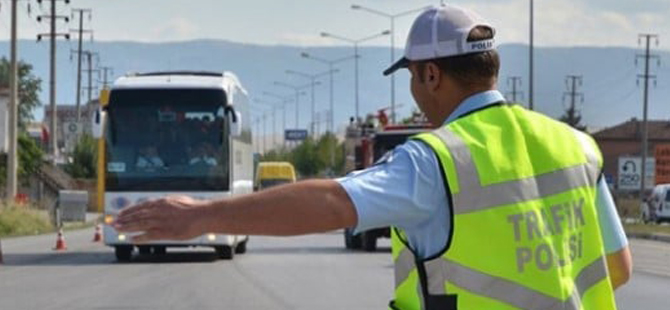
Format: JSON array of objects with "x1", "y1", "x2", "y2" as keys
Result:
[{"x1": 0, "y1": 39, "x2": 667, "y2": 131}]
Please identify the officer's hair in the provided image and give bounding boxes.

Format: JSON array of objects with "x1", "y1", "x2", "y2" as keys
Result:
[{"x1": 416, "y1": 26, "x2": 500, "y2": 87}]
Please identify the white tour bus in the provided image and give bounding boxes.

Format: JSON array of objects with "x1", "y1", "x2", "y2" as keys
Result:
[{"x1": 92, "y1": 71, "x2": 253, "y2": 262}]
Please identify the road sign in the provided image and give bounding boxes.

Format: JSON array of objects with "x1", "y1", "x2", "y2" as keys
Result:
[
  {"x1": 618, "y1": 156, "x2": 655, "y2": 191},
  {"x1": 655, "y1": 145, "x2": 670, "y2": 184},
  {"x1": 63, "y1": 122, "x2": 83, "y2": 153},
  {"x1": 285, "y1": 129, "x2": 308, "y2": 141}
]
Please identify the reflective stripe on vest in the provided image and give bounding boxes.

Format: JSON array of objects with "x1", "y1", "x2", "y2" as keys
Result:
[
  {"x1": 431, "y1": 128, "x2": 601, "y2": 214},
  {"x1": 391, "y1": 105, "x2": 616, "y2": 310}
]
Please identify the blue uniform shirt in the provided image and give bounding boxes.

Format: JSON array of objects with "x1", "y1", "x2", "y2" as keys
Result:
[{"x1": 337, "y1": 90, "x2": 628, "y2": 259}]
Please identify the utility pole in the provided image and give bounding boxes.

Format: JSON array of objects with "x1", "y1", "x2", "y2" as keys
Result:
[
  {"x1": 6, "y1": 0, "x2": 19, "y2": 199},
  {"x1": 637, "y1": 34, "x2": 660, "y2": 200},
  {"x1": 98, "y1": 66, "x2": 114, "y2": 89},
  {"x1": 37, "y1": 0, "x2": 71, "y2": 162},
  {"x1": 564, "y1": 75, "x2": 583, "y2": 110},
  {"x1": 70, "y1": 8, "x2": 92, "y2": 123},
  {"x1": 506, "y1": 76, "x2": 523, "y2": 102},
  {"x1": 82, "y1": 51, "x2": 100, "y2": 104},
  {"x1": 561, "y1": 75, "x2": 584, "y2": 130}
]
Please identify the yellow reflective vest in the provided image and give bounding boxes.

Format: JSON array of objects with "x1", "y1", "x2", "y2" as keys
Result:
[{"x1": 390, "y1": 103, "x2": 617, "y2": 310}]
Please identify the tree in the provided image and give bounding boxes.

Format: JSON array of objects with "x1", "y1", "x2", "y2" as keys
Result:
[
  {"x1": 316, "y1": 133, "x2": 345, "y2": 176},
  {"x1": 0, "y1": 58, "x2": 43, "y2": 130},
  {"x1": 0, "y1": 135, "x2": 44, "y2": 187},
  {"x1": 291, "y1": 137, "x2": 323, "y2": 176},
  {"x1": 559, "y1": 105, "x2": 586, "y2": 131},
  {"x1": 65, "y1": 134, "x2": 97, "y2": 179}
]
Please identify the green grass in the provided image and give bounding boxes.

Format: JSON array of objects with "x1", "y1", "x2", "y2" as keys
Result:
[
  {"x1": 624, "y1": 223, "x2": 670, "y2": 236},
  {"x1": 0, "y1": 202, "x2": 54, "y2": 238}
]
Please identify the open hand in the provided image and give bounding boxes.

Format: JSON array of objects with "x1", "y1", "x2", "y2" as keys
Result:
[{"x1": 113, "y1": 196, "x2": 209, "y2": 243}]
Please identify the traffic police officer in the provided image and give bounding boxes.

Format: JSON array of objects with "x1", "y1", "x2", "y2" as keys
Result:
[{"x1": 115, "y1": 4, "x2": 632, "y2": 309}]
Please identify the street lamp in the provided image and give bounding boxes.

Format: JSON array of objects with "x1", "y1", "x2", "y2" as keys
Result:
[
  {"x1": 263, "y1": 91, "x2": 293, "y2": 147},
  {"x1": 285, "y1": 69, "x2": 337, "y2": 137},
  {"x1": 301, "y1": 52, "x2": 356, "y2": 171},
  {"x1": 351, "y1": 4, "x2": 430, "y2": 124},
  {"x1": 253, "y1": 99, "x2": 281, "y2": 150},
  {"x1": 300, "y1": 52, "x2": 356, "y2": 134},
  {"x1": 273, "y1": 81, "x2": 315, "y2": 129},
  {"x1": 250, "y1": 110, "x2": 268, "y2": 154},
  {"x1": 320, "y1": 30, "x2": 390, "y2": 122}
]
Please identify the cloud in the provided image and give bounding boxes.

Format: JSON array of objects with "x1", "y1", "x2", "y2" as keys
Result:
[
  {"x1": 467, "y1": 0, "x2": 669, "y2": 48},
  {"x1": 583, "y1": 0, "x2": 670, "y2": 14},
  {"x1": 152, "y1": 18, "x2": 200, "y2": 42}
]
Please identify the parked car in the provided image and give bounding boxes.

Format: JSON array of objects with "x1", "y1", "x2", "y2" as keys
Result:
[
  {"x1": 641, "y1": 184, "x2": 670, "y2": 224},
  {"x1": 255, "y1": 162, "x2": 297, "y2": 190}
]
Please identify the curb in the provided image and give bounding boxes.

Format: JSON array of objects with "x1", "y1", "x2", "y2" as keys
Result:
[{"x1": 627, "y1": 232, "x2": 670, "y2": 243}]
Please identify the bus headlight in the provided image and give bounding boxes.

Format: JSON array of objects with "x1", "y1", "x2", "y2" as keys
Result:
[
  {"x1": 118, "y1": 234, "x2": 127, "y2": 241},
  {"x1": 104, "y1": 214, "x2": 114, "y2": 225}
]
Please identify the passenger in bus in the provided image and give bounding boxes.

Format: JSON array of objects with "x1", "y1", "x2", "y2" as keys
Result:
[
  {"x1": 136, "y1": 145, "x2": 165, "y2": 170},
  {"x1": 188, "y1": 142, "x2": 218, "y2": 166}
]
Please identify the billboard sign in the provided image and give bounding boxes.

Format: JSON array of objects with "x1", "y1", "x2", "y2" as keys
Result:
[
  {"x1": 655, "y1": 145, "x2": 670, "y2": 185},
  {"x1": 618, "y1": 156, "x2": 655, "y2": 191},
  {"x1": 285, "y1": 129, "x2": 309, "y2": 141}
]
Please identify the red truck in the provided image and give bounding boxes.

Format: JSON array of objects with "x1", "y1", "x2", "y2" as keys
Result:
[{"x1": 343, "y1": 121, "x2": 431, "y2": 251}]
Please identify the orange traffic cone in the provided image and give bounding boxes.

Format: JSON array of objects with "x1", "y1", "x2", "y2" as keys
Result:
[
  {"x1": 92, "y1": 224, "x2": 102, "y2": 242},
  {"x1": 53, "y1": 229, "x2": 67, "y2": 251}
]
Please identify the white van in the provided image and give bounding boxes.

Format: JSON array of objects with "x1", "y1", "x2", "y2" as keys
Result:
[{"x1": 641, "y1": 184, "x2": 670, "y2": 224}]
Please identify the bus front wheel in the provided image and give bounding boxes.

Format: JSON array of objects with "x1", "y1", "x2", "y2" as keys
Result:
[
  {"x1": 215, "y1": 246, "x2": 234, "y2": 260},
  {"x1": 115, "y1": 246, "x2": 133, "y2": 262}
]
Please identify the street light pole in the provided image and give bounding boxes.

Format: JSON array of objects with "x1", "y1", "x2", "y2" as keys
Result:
[
  {"x1": 320, "y1": 30, "x2": 390, "y2": 123},
  {"x1": 300, "y1": 52, "x2": 356, "y2": 134},
  {"x1": 254, "y1": 99, "x2": 281, "y2": 150},
  {"x1": 273, "y1": 81, "x2": 312, "y2": 129},
  {"x1": 351, "y1": 4, "x2": 429, "y2": 124},
  {"x1": 263, "y1": 92, "x2": 293, "y2": 148}
]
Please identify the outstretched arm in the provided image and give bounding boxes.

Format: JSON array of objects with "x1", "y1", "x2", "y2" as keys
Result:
[
  {"x1": 606, "y1": 246, "x2": 632, "y2": 290},
  {"x1": 113, "y1": 180, "x2": 357, "y2": 242}
]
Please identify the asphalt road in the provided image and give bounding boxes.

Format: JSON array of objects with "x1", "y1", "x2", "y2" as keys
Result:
[{"x1": 0, "y1": 228, "x2": 668, "y2": 310}]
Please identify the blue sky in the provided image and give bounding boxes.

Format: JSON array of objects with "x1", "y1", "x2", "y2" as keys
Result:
[{"x1": 0, "y1": 0, "x2": 667, "y2": 50}]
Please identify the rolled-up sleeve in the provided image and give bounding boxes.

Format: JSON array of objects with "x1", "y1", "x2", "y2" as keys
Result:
[
  {"x1": 595, "y1": 178, "x2": 629, "y2": 254},
  {"x1": 336, "y1": 141, "x2": 446, "y2": 234}
]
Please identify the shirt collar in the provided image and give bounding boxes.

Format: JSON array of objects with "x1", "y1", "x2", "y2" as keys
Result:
[{"x1": 443, "y1": 90, "x2": 506, "y2": 125}]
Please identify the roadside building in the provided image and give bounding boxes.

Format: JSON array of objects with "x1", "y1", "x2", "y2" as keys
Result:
[
  {"x1": 592, "y1": 118, "x2": 670, "y2": 190},
  {"x1": 43, "y1": 100, "x2": 98, "y2": 153}
]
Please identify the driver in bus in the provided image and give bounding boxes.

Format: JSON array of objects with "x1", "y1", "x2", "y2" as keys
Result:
[
  {"x1": 188, "y1": 142, "x2": 218, "y2": 166},
  {"x1": 135, "y1": 145, "x2": 165, "y2": 170}
]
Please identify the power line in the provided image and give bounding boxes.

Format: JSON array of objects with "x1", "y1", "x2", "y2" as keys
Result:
[
  {"x1": 562, "y1": 75, "x2": 584, "y2": 127},
  {"x1": 97, "y1": 66, "x2": 114, "y2": 89},
  {"x1": 637, "y1": 33, "x2": 661, "y2": 200},
  {"x1": 82, "y1": 50, "x2": 100, "y2": 103},
  {"x1": 70, "y1": 8, "x2": 92, "y2": 122},
  {"x1": 36, "y1": 0, "x2": 70, "y2": 161},
  {"x1": 506, "y1": 76, "x2": 524, "y2": 103}
]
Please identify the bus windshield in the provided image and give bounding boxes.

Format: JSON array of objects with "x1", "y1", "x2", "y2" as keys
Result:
[{"x1": 105, "y1": 88, "x2": 229, "y2": 192}]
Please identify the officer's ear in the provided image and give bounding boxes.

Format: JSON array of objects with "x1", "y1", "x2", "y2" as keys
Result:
[{"x1": 424, "y1": 62, "x2": 441, "y2": 91}]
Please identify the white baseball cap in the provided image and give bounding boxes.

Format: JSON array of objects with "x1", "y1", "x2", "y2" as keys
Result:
[{"x1": 383, "y1": 4, "x2": 496, "y2": 76}]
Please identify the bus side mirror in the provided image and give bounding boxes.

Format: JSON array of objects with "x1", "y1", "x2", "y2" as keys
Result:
[
  {"x1": 226, "y1": 106, "x2": 243, "y2": 138},
  {"x1": 92, "y1": 108, "x2": 106, "y2": 139}
]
